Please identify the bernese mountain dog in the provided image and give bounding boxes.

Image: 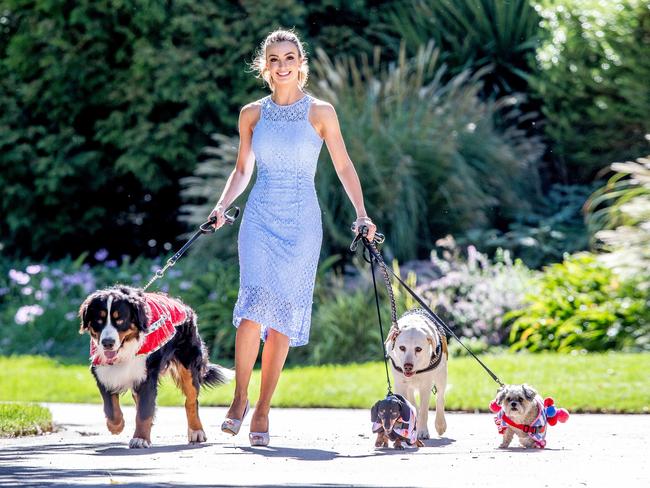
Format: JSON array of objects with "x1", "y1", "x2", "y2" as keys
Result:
[{"x1": 78, "y1": 285, "x2": 232, "y2": 448}]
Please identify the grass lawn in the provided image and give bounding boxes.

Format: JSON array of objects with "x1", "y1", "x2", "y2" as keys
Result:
[
  {"x1": 0, "y1": 402, "x2": 53, "y2": 437},
  {"x1": 1, "y1": 353, "x2": 649, "y2": 413}
]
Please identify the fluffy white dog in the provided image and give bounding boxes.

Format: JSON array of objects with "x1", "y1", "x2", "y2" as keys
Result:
[{"x1": 385, "y1": 309, "x2": 448, "y2": 439}]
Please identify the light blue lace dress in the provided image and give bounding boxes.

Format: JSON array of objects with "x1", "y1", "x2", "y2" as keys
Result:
[{"x1": 232, "y1": 94, "x2": 324, "y2": 346}]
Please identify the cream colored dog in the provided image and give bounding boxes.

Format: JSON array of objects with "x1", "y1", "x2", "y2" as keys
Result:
[{"x1": 385, "y1": 309, "x2": 448, "y2": 439}]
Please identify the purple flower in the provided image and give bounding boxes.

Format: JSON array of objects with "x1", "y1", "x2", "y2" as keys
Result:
[
  {"x1": 26, "y1": 264, "x2": 42, "y2": 274},
  {"x1": 41, "y1": 277, "x2": 54, "y2": 291},
  {"x1": 105, "y1": 260, "x2": 118, "y2": 268},
  {"x1": 9, "y1": 269, "x2": 30, "y2": 285},
  {"x1": 65, "y1": 312, "x2": 76, "y2": 321},
  {"x1": 179, "y1": 281, "x2": 192, "y2": 290},
  {"x1": 15, "y1": 305, "x2": 44, "y2": 325},
  {"x1": 0, "y1": 287, "x2": 9, "y2": 296},
  {"x1": 94, "y1": 248, "x2": 109, "y2": 261},
  {"x1": 21, "y1": 286, "x2": 33, "y2": 296}
]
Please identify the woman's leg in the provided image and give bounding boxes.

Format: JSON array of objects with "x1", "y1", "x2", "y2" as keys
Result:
[
  {"x1": 225, "y1": 319, "x2": 261, "y2": 419},
  {"x1": 250, "y1": 328, "x2": 290, "y2": 433}
]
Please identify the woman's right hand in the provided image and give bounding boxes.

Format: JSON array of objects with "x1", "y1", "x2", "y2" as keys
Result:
[{"x1": 209, "y1": 204, "x2": 227, "y2": 230}]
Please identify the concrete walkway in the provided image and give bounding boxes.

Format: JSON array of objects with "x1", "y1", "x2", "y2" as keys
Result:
[{"x1": 1, "y1": 403, "x2": 648, "y2": 487}]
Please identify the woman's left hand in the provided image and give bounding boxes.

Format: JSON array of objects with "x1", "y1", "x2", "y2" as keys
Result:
[{"x1": 352, "y1": 216, "x2": 377, "y2": 242}]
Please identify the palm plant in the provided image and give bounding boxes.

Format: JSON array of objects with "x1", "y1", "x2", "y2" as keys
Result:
[
  {"x1": 310, "y1": 43, "x2": 543, "y2": 261},
  {"x1": 585, "y1": 155, "x2": 650, "y2": 279},
  {"x1": 378, "y1": 0, "x2": 543, "y2": 95}
]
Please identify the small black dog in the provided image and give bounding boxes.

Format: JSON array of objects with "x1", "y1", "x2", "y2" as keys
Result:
[
  {"x1": 79, "y1": 285, "x2": 232, "y2": 448},
  {"x1": 371, "y1": 394, "x2": 424, "y2": 449}
]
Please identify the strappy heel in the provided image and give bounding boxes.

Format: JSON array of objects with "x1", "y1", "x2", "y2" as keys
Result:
[
  {"x1": 221, "y1": 400, "x2": 250, "y2": 436},
  {"x1": 249, "y1": 431, "x2": 270, "y2": 446}
]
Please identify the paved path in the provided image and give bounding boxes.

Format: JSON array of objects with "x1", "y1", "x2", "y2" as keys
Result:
[{"x1": 1, "y1": 403, "x2": 648, "y2": 487}]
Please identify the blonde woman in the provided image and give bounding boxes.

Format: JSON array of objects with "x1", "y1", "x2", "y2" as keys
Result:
[{"x1": 210, "y1": 29, "x2": 377, "y2": 446}]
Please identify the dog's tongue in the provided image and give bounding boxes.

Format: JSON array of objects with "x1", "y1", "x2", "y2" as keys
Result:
[{"x1": 104, "y1": 350, "x2": 117, "y2": 362}]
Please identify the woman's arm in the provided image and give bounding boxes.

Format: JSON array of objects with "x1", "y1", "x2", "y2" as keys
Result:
[
  {"x1": 311, "y1": 101, "x2": 377, "y2": 241},
  {"x1": 209, "y1": 103, "x2": 260, "y2": 228}
]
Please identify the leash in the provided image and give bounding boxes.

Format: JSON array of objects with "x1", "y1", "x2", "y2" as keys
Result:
[
  {"x1": 143, "y1": 206, "x2": 240, "y2": 291},
  {"x1": 350, "y1": 228, "x2": 505, "y2": 389}
]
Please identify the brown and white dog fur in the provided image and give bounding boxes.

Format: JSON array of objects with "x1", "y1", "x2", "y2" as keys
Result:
[
  {"x1": 385, "y1": 309, "x2": 448, "y2": 439},
  {"x1": 78, "y1": 285, "x2": 232, "y2": 448}
]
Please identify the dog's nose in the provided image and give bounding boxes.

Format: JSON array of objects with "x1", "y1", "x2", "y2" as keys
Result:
[
  {"x1": 102, "y1": 338, "x2": 116, "y2": 349},
  {"x1": 403, "y1": 363, "x2": 413, "y2": 372},
  {"x1": 510, "y1": 401, "x2": 518, "y2": 408}
]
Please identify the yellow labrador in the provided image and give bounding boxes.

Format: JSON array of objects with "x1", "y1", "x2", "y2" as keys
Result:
[{"x1": 385, "y1": 309, "x2": 448, "y2": 439}]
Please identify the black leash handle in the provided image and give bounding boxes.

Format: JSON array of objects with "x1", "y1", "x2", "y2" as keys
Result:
[
  {"x1": 143, "y1": 206, "x2": 240, "y2": 291},
  {"x1": 351, "y1": 227, "x2": 505, "y2": 389}
]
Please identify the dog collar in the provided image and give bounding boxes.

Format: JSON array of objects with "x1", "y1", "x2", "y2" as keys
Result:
[{"x1": 389, "y1": 338, "x2": 443, "y2": 376}]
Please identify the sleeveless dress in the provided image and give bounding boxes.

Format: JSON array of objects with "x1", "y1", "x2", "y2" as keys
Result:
[{"x1": 232, "y1": 94, "x2": 324, "y2": 346}]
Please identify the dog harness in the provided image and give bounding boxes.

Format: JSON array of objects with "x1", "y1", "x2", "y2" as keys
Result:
[
  {"x1": 494, "y1": 398, "x2": 548, "y2": 448},
  {"x1": 90, "y1": 293, "x2": 187, "y2": 366},
  {"x1": 372, "y1": 396, "x2": 418, "y2": 446}
]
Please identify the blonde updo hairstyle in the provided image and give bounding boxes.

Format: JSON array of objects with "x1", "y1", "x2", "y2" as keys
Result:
[{"x1": 252, "y1": 29, "x2": 309, "y2": 92}]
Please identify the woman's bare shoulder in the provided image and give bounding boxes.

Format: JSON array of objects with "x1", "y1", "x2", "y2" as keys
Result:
[
  {"x1": 239, "y1": 99, "x2": 264, "y2": 128},
  {"x1": 308, "y1": 96, "x2": 336, "y2": 120}
]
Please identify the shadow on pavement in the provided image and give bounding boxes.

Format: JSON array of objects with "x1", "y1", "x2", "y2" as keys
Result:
[
  {"x1": 232, "y1": 445, "x2": 339, "y2": 461},
  {"x1": 0, "y1": 465, "x2": 149, "y2": 488},
  {"x1": 95, "y1": 443, "x2": 211, "y2": 456}
]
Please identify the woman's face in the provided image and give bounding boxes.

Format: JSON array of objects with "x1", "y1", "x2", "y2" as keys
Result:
[{"x1": 265, "y1": 41, "x2": 301, "y2": 89}]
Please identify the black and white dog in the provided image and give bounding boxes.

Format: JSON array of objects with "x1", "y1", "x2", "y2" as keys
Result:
[{"x1": 78, "y1": 285, "x2": 232, "y2": 448}]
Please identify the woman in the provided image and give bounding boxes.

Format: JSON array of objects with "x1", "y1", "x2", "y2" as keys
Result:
[{"x1": 209, "y1": 29, "x2": 377, "y2": 446}]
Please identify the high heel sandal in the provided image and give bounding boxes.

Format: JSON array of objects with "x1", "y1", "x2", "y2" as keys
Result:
[
  {"x1": 249, "y1": 431, "x2": 270, "y2": 446},
  {"x1": 221, "y1": 400, "x2": 250, "y2": 436}
]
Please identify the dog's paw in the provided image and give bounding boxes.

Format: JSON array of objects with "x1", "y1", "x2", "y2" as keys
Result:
[
  {"x1": 393, "y1": 443, "x2": 405, "y2": 450},
  {"x1": 417, "y1": 427, "x2": 430, "y2": 440},
  {"x1": 106, "y1": 417, "x2": 125, "y2": 435},
  {"x1": 435, "y1": 416, "x2": 447, "y2": 436},
  {"x1": 498, "y1": 442, "x2": 510, "y2": 449},
  {"x1": 129, "y1": 437, "x2": 151, "y2": 449},
  {"x1": 188, "y1": 429, "x2": 207, "y2": 444},
  {"x1": 415, "y1": 439, "x2": 425, "y2": 448}
]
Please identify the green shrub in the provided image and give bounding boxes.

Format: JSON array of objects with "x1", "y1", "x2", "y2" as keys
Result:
[
  {"x1": 0, "y1": 0, "x2": 391, "y2": 259},
  {"x1": 507, "y1": 253, "x2": 650, "y2": 352},
  {"x1": 530, "y1": 0, "x2": 650, "y2": 181},
  {"x1": 380, "y1": 0, "x2": 543, "y2": 95},
  {"x1": 585, "y1": 155, "x2": 650, "y2": 280},
  {"x1": 309, "y1": 44, "x2": 544, "y2": 261},
  {"x1": 417, "y1": 237, "x2": 537, "y2": 346},
  {"x1": 462, "y1": 183, "x2": 595, "y2": 268}
]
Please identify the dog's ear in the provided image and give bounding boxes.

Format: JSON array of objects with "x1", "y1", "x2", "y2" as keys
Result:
[
  {"x1": 371, "y1": 401, "x2": 380, "y2": 423},
  {"x1": 522, "y1": 384, "x2": 536, "y2": 401},
  {"x1": 494, "y1": 386, "x2": 507, "y2": 406},
  {"x1": 398, "y1": 398, "x2": 411, "y2": 422},
  {"x1": 78, "y1": 294, "x2": 95, "y2": 334},
  {"x1": 385, "y1": 327, "x2": 399, "y2": 350},
  {"x1": 127, "y1": 288, "x2": 149, "y2": 331}
]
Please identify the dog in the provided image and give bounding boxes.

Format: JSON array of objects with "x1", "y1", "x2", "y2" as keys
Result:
[
  {"x1": 78, "y1": 285, "x2": 233, "y2": 448},
  {"x1": 371, "y1": 394, "x2": 424, "y2": 449},
  {"x1": 492, "y1": 384, "x2": 548, "y2": 448},
  {"x1": 385, "y1": 309, "x2": 448, "y2": 439}
]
